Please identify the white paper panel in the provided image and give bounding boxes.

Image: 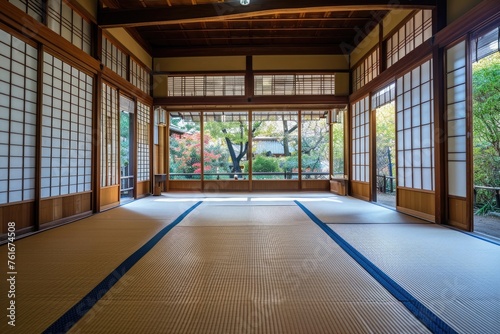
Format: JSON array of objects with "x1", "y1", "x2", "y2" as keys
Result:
[
  {"x1": 405, "y1": 168, "x2": 413, "y2": 187},
  {"x1": 447, "y1": 84, "x2": 466, "y2": 104},
  {"x1": 447, "y1": 66, "x2": 466, "y2": 86},
  {"x1": 448, "y1": 161, "x2": 467, "y2": 197},
  {"x1": 41, "y1": 188, "x2": 50, "y2": 198},
  {"x1": 448, "y1": 136, "x2": 466, "y2": 153},
  {"x1": 447, "y1": 101, "x2": 466, "y2": 120},
  {"x1": 446, "y1": 40, "x2": 466, "y2": 72},
  {"x1": 404, "y1": 129, "x2": 412, "y2": 150},
  {"x1": 413, "y1": 168, "x2": 422, "y2": 188},
  {"x1": 448, "y1": 153, "x2": 467, "y2": 161},
  {"x1": 404, "y1": 150, "x2": 412, "y2": 167},
  {"x1": 421, "y1": 124, "x2": 431, "y2": 147},
  {"x1": 448, "y1": 119, "x2": 466, "y2": 137},
  {"x1": 413, "y1": 129, "x2": 422, "y2": 150},
  {"x1": 10, "y1": 191, "x2": 22, "y2": 202},
  {"x1": 0, "y1": 143, "x2": 8, "y2": 156},
  {"x1": 404, "y1": 91, "x2": 411, "y2": 109}
]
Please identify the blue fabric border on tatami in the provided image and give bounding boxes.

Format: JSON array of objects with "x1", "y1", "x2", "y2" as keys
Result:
[
  {"x1": 43, "y1": 201, "x2": 203, "y2": 334},
  {"x1": 295, "y1": 200, "x2": 458, "y2": 334}
]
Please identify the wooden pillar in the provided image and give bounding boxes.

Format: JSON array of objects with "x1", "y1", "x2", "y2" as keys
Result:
[
  {"x1": 34, "y1": 44, "x2": 45, "y2": 230},
  {"x1": 245, "y1": 56, "x2": 253, "y2": 101},
  {"x1": 433, "y1": 46, "x2": 446, "y2": 225}
]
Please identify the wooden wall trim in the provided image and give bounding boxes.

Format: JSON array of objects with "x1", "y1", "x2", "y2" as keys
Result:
[
  {"x1": 397, "y1": 187, "x2": 436, "y2": 221},
  {"x1": 448, "y1": 197, "x2": 469, "y2": 230},
  {"x1": 93, "y1": 73, "x2": 103, "y2": 213},
  {"x1": 168, "y1": 180, "x2": 202, "y2": 191},
  {"x1": 396, "y1": 186, "x2": 435, "y2": 194},
  {"x1": 137, "y1": 180, "x2": 151, "y2": 197},
  {"x1": 100, "y1": 185, "x2": 120, "y2": 209},
  {"x1": 396, "y1": 206, "x2": 435, "y2": 222},
  {"x1": 155, "y1": 95, "x2": 349, "y2": 106},
  {"x1": 301, "y1": 180, "x2": 330, "y2": 191},
  {"x1": 252, "y1": 180, "x2": 300, "y2": 191},
  {"x1": 204, "y1": 180, "x2": 250, "y2": 192},
  {"x1": 350, "y1": 181, "x2": 370, "y2": 201},
  {"x1": 350, "y1": 42, "x2": 433, "y2": 102},
  {"x1": 0, "y1": 2, "x2": 100, "y2": 75},
  {"x1": 102, "y1": 31, "x2": 152, "y2": 71},
  {"x1": 65, "y1": 0, "x2": 97, "y2": 23},
  {"x1": 102, "y1": 67, "x2": 153, "y2": 104},
  {"x1": 434, "y1": 0, "x2": 500, "y2": 47},
  {"x1": 0, "y1": 202, "x2": 36, "y2": 235},
  {"x1": 100, "y1": 202, "x2": 120, "y2": 212},
  {"x1": 432, "y1": 45, "x2": 446, "y2": 224},
  {"x1": 39, "y1": 211, "x2": 93, "y2": 229},
  {"x1": 40, "y1": 193, "x2": 92, "y2": 224}
]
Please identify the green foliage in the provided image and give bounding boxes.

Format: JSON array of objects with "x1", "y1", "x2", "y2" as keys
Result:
[
  {"x1": 474, "y1": 199, "x2": 497, "y2": 216},
  {"x1": 331, "y1": 121, "x2": 345, "y2": 176},
  {"x1": 120, "y1": 111, "x2": 130, "y2": 169},
  {"x1": 375, "y1": 102, "x2": 396, "y2": 178},
  {"x1": 472, "y1": 52, "x2": 500, "y2": 214},
  {"x1": 204, "y1": 120, "x2": 248, "y2": 145},
  {"x1": 301, "y1": 119, "x2": 329, "y2": 174},
  {"x1": 252, "y1": 155, "x2": 280, "y2": 173},
  {"x1": 282, "y1": 155, "x2": 298, "y2": 171}
]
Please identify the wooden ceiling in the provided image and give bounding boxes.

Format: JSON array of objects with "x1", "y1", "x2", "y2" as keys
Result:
[{"x1": 98, "y1": 0, "x2": 437, "y2": 57}]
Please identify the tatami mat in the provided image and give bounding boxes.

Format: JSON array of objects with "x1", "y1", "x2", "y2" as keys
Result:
[
  {"x1": 298, "y1": 195, "x2": 428, "y2": 224},
  {"x1": 3, "y1": 193, "x2": 498, "y2": 334},
  {"x1": 0, "y1": 198, "x2": 196, "y2": 334},
  {"x1": 68, "y1": 202, "x2": 430, "y2": 334},
  {"x1": 324, "y1": 223, "x2": 500, "y2": 334},
  {"x1": 179, "y1": 204, "x2": 311, "y2": 226}
]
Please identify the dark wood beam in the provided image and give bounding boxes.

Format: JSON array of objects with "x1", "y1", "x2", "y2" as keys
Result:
[
  {"x1": 155, "y1": 95, "x2": 349, "y2": 106},
  {"x1": 150, "y1": 35, "x2": 351, "y2": 43},
  {"x1": 222, "y1": 17, "x2": 378, "y2": 22},
  {"x1": 98, "y1": 0, "x2": 437, "y2": 28},
  {"x1": 153, "y1": 44, "x2": 345, "y2": 57},
  {"x1": 141, "y1": 27, "x2": 356, "y2": 34}
]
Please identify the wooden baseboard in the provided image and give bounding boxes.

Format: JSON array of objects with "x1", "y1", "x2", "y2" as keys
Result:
[{"x1": 396, "y1": 206, "x2": 435, "y2": 223}]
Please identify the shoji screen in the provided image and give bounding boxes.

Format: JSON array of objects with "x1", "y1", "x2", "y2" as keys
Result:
[
  {"x1": 351, "y1": 96, "x2": 370, "y2": 182},
  {"x1": 131, "y1": 59, "x2": 150, "y2": 95},
  {"x1": 352, "y1": 48, "x2": 379, "y2": 92},
  {"x1": 137, "y1": 101, "x2": 150, "y2": 182},
  {"x1": 47, "y1": 0, "x2": 92, "y2": 54},
  {"x1": 41, "y1": 53, "x2": 93, "y2": 198},
  {"x1": 0, "y1": 29, "x2": 38, "y2": 204},
  {"x1": 102, "y1": 37, "x2": 128, "y2": 80},
  {"x1": 101, "y1": 83, "x2": 119, "y2": 187},
  {"x1": 446, "y1": 41, "x2": 468, "y2": 198},
  {"x1": 8, "y1": 0, "x2": 44, "y2": 22},
  {"x1": 386, "y1": 10, "x2": 433, "y2": 68},
  {"x1": 396, "y1": 59, "x2": 435, "y2": 191}
]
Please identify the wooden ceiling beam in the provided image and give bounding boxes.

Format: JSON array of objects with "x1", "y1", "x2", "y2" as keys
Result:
[
  {"x1": 152, "y1": 44, "x2": 346, "y2": 57},
  {"x1": 221, "y1": 17, "x2": 378, "y2": 22},
  {"x1": 98, "y1": 0, "x2": 436, "y2": 28},
  {"x1": 140, "y1": 27, "x2": 357, "y2": 34},
  {"x1": 151, "y1": 35, "x2": 350, "y2": 42}
]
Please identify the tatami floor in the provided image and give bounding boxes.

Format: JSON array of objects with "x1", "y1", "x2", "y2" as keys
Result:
[{"x1": 1, "y1": 192, "x2": 499, "y2": 334}]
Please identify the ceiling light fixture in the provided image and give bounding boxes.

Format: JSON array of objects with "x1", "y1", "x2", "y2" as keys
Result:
[{"x1": 240, "y1": 0, "x2": 250, "y2": 5}]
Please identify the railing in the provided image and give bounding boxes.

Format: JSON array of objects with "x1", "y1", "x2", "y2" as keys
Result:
[
  {"x1": 120, "y1": 175, "x2": 134, "y2": 193},
  {"x1": 474, "y1": 185, "x2": 500, "y2": 208},
  {"x1": 169, "y1": 172, "x2": 329, "y2": 180},
  {"x1": 376, "y1": 174, "x2": 396, "y2": 193}
]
